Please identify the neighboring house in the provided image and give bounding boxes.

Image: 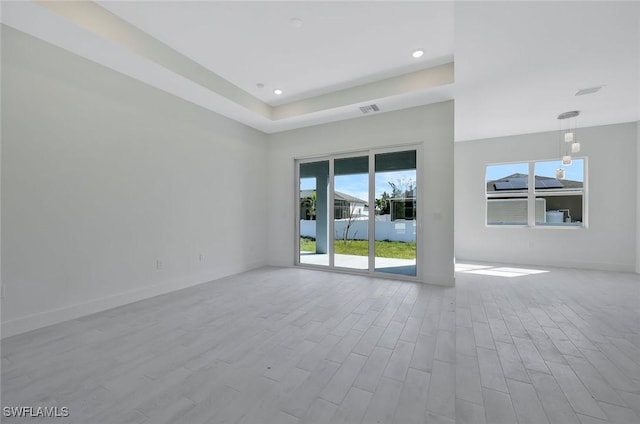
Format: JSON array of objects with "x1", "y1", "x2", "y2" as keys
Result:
[
  {"x1": 300, "y1": 189, "x2": 368, "y2": 220},
  {"x1": 388, "y1": 187, "x2": 416, "y2": 221},
  {"x1": 389, "y1": 197, "x2": 416, "y2": 221},
  {"x1": 486, "y1": 173, "x2": 583, "y2": 192},
  {"x1": 487, "y1": 173, "x2": 584, "y2": 224}
]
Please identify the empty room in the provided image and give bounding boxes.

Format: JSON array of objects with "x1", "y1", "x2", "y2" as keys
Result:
[{"x1": 1, "y1": 1, "x2": 639, "y2": 424}]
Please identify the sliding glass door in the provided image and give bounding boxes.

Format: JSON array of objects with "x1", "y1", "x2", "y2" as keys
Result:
[
  {"x1": 299, "y1": 160, "x2": 329, "y2": 267},
  {"x1": 374, "y1": 150, "x2": 417, "y2": 276},
  {"x1": 334, "y1": 156, "x2": 369, "y2": 270},
  {"x1": 297, "y1": 147, "x2": 419, "y2": 278}
]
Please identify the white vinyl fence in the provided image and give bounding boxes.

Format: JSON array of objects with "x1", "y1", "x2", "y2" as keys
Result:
[{"x1": 300, "y1": 218, "x2": 416, "y2": 243}]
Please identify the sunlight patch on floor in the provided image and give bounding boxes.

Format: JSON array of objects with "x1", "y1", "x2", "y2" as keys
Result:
[{"x1": 455, "y1": 263, "x2": 549, "y2": 278}]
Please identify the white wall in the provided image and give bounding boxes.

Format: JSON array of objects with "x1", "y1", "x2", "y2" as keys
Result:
[
  {"x1": 636, "y1": 13, "x2": 640, "y2": 274},
  {"x1": 637, "y1": 121, "x2": 640, "y2": 273},
  {"x1": 1, "y1": 27, "x2": 269, "y2": 337},
  {"x1": 268, "y1": 102, "x2": 455, "y2": 286},
  {"x1": 456, "y1": 122, "x2": 637, "y2": 272}
]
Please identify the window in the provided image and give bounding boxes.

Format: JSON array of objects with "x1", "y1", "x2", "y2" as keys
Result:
[
  {"x1": 486, "y1": 163, "x2": 529, "y2": 225},
  {"x1": 534, "y1": 160, "x2": 584, "y2": 226},
  {"x1": 486, "y1": 159, "x2": 586, "y2": 227}
]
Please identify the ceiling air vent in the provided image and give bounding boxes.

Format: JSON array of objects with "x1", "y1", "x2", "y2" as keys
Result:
[
  {"x1": 359, "y1": 104, "x2": 380, "y2": 114},
  {"x1": 575, "y1": 85, "x2": 604, "y2": 96}
]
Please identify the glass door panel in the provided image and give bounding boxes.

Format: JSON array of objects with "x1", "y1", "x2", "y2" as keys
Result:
[
  {"x1": 299, "y1": 160, "x2": 330, "y2": 267},
  {"x1": 333, "y1": 156, "x2": 369, "y2": 270},
  {"x1": 374, "y1": 151, "x2": 417, "y2": 276}
]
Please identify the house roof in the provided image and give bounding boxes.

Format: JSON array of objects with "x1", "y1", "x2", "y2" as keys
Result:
[
  {"x1": 300, "y1": 189, "x2": 367, "y2": 204},
  {"x1": 487, "y1": 173, "x2": 583, "y2": 192}
]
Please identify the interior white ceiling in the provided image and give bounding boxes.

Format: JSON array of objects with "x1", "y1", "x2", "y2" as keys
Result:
[
  {"x1": 98, "y1": 1, "x2": 455, "y2": 106},
  {"x1": 454, "y1": 1, "x2": 640, "y2": 141},
  {"x1": 1, "y1": 1, "x2": 638, "y2": 141}
]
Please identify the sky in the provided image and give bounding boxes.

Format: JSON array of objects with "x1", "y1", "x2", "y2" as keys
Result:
[
  {"x1": 486, "y1": 159, "x2": 584, "y2": 182},
  {"x1": 300, "y1": 170, "x2": 416, "y2": 202},
  {"x1": 300, "y1": 159, "x2": 583, "y2": 202}
]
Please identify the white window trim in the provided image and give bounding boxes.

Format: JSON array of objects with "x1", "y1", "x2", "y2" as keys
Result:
[{"x1": 485, "y1": 158, "x2": 587, "y2": 229}]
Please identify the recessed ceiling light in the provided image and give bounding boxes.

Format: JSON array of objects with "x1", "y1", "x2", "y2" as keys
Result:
[
  {"x1": 290, "y1": 18, "x2": 303, "y2": 28},
  {"x1": 273, "y1": 89, "x2": 283, "y2": 95},
  {"x1": 412, "y1": 49, "x2": 424, "y2": 59}
]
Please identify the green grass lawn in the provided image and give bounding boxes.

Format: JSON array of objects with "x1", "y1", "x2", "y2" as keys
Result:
[{"x1": 300, "y1": 237, "x2": 416, "y2": 259}]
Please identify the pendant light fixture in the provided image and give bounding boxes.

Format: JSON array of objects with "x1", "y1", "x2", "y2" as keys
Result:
[{"x1": 556, "y1": 110, "x2": 580, "y2": 178}]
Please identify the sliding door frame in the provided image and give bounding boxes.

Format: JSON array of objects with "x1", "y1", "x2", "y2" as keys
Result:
[{"x1": 294, "y1": 144, "x2": 423, "y2": 282}]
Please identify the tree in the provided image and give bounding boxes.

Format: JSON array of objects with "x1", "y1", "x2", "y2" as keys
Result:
[
  {"x1": 388, "y1": 177, "x2": 415, "y2": 199},
  {"x1": 375, "y1": 191, "x2": 391, "y2": 215},
  {"x1": 341, "y1": 204, "x2": 358, "y2": 245},
  {"x1": 385, "y1": 177, "x2": 416, "y2": 220},
  {"x1": 301, "y1": 191, "x2": 317, "y2": 220},
  {"x1": 375, "y1": 178, "x2": 415, "y2": 216},
  {"x1": 308, "y1": 191, "x2": 317, "y2": 220}
]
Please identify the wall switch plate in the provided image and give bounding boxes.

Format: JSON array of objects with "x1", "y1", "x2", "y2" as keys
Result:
[
  {"x1": 199, "y1": 254, "x2": 204, "y2": 262},
  {"x1": 156, "y1": 260, "x2": 163, "y2": 270}
]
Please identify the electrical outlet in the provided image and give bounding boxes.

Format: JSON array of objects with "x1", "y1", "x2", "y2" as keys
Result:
[{"x1": 156, "y1": 260, "x2": 163, "y2": 270}]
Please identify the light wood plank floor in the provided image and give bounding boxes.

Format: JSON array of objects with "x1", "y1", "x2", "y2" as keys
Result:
[
  {"x1": 455, "y1": 263, "x2": 640, "y2": 424},
  {"x1": 2, "y1": 265, "x2": 639, "y2": 423},
  {"x1": 2, "y1": 267, "x2": 455, "y2": 424}
]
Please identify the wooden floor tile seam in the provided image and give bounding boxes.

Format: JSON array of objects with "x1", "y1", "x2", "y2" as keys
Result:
[{"x1": 3, "y1": 266, "x2": 640, "y2": 424}]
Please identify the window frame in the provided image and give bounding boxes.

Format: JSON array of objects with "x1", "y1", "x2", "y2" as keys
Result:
[{"x1": 485, "y1": 158, "x2": 587, "y2": 229}]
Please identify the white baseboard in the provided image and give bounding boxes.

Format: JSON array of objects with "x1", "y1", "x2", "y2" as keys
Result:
[
  {"x1": 1, "y1": 263, "x2": 265, "y2": 339},
  {"x1": 423, "y1": 275, "x2": 456, "y2": 287}
]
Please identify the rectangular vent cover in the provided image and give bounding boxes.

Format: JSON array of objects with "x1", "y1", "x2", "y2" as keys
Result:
[{"x1": 359, "y1": 104, "x2": 380, "y2": 114}]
